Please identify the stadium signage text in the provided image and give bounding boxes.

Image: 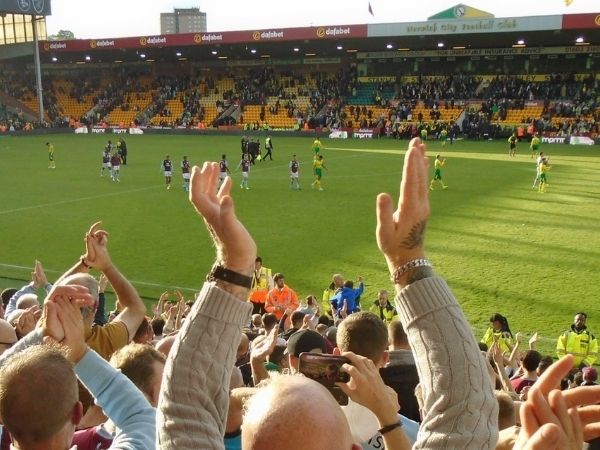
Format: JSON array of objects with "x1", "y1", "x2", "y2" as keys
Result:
[
  {"x1": 200, "y1": 34, "x2": 223, "y2": 42},
  {"x1": 357, "y1": 45, "x2": 600, "y2": 60},
  {"x1": 542, "y1": 137, "x2": 566, "y2": 144},
  {"x1": 354, "y1": 129, "x2": 374, "y2": 139},
  {"x1": 46, "y1": 42, "x2": 66, "y2": 50},
  {"x1": 253, "y1": 30, "x2": 284, "y2": 40},
  {"x1": 140, "y1": 36, "x2": 167, "y2": 46},
  {"x1": 316, "y1": 27, "x2": 352, "y2": 38},
  {"x1": 92, "y1": 40, "x2": 115, "y2": 48}
]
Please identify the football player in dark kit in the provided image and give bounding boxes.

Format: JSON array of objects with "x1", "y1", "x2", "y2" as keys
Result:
[
  {"x1": 162, "y1": 155, "x2": 173, "y2": 190},
  {"x1": 117, "y1": 137, "x2": 128, "y2": 165}
]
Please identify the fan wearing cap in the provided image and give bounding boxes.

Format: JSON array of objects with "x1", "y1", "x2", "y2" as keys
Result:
[{"x1": 285, "y1": 329, "x2": 327, "y2": 373}]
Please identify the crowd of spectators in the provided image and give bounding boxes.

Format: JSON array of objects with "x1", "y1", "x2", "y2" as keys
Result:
[
  {"x1": 1, "y1": 143, "x2": 599, "y2": 450},
  {"x1": 1, "y1": 65, "x2": 599, "y2": 135}
]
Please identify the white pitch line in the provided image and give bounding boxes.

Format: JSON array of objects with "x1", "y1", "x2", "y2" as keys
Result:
[
  {"x1": 0, "y1": 185, "x2": 161, "y2": 215},
  {"x1": 0, "y1": 262, "x2": 198, "y2": 293}
]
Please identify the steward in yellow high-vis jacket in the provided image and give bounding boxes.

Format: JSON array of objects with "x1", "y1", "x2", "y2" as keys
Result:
[{"x1": 557, "y1": 312, "x2": 598, "y2": 368}]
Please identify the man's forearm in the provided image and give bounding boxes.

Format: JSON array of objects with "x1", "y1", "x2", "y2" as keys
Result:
[
  {"x1": 103, "y1": 265, "x2": 144, "y2": 313},
  {"x1": 55, "y1": 259, "x2": 90, "y2": 286},
  {"x1": 395, "y1": 276, "x2": 498, "y2": 449}
]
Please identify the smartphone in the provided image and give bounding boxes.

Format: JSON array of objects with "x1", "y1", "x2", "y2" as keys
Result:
[{"x1": 298, "y1": 352, "x2": 350, "y2": 405}]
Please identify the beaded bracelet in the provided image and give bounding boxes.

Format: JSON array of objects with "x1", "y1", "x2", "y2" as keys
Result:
[{"x1": 391, "y1": 258, "x2": 432, "y2": 284}]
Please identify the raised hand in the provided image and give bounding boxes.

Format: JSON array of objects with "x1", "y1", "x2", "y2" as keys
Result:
[
  {"x1": 337, "y1": 351, "x2": 400, "y2": 423},
  {"x1": 32, "y1": 260, "x2": 49, "y2": 289},
  {"x1": 189, "y1": 163, "x2": 256, "y2": 275},
  {"x1": 514, "y1": 355, "x2": 598, "y2": 450},
  {"x1": 376, "y1": 138, "x2": 431, "y2": 286},
  {"x1": 84, "y1": 222, "x2": 112, "y2": 272},
  {"x1": 98, "y1": 273, "x2": 109, "y2": 292},
  {"x1": 15, "y1": 307, "x2": 38, "y2": 337},
  {"x1": 250, "y1": 327, "x2": 278, "y2": 362},
  {"x1": 53, "y1": 295, "x2": 89, "y2": 363},
  {"x1": 529, "y1": 332, "x2": 539, "y2": 349},
  {"x1": 38, "y1": 284, "x2": 96, "y2": 342}
]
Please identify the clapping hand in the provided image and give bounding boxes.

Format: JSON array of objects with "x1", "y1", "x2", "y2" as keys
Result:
[{"x1": 32, "y1": 260, "x2": 49, "y2": 289}]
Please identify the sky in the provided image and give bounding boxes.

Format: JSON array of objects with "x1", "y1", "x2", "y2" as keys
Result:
[{"x1": 45, "y1": 0, "x2": 599, "y2": 39}]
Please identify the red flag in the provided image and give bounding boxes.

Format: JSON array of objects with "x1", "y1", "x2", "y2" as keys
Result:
[{"x1": 368, "y1": 2, "x2": 374, "y2": 16}]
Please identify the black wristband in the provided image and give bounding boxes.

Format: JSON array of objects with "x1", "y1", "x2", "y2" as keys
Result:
[
  {"x1": 378, "y1": 420, "x2": 402, "y2": 435},
  {"x1": 80, "y1": 256, "x2": 91, "y2": 269},
  {"x1": 207, "y1": 265, "x2": 252, "y2": 289}
]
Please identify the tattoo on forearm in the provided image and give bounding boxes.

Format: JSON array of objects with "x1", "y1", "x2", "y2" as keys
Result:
[
  {"x1": 401, "y1": 220, "x2": 427, "y2": 249},
  {"x1": 406, "y1": 266, "x2": 435, "y2": 285}
]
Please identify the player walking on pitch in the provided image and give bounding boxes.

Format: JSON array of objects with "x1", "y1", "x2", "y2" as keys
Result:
[
  {"x1": 530, "y1": 133, "x2": 541, "y2": 159},
  {"x1": 181, "y1": 156, "x2": 191, "y2": 192},
  {"x1": 46, "y1": 142, "x2": 55, "y2": 169},
  {"x1": 110, "y1": 152, "x2": 122, "y2": 182},
  {"x1": 289, "y1": 154, "x2": 301, "y2": 190},
  {"x1": 218, "y1": 154, "x2": 231, "y2": 188},
  {"x1": 508, "y1": 133, "x2": 517, "y2": 157},
  {"x1": 162, "y1": 155, "x2": 173, "y2": 190},
  {"x1": 430, "y1": 154, "x2": 448, "y2": 190},
  {"x1": 237, "y1": 154, "x2": 251, "y2": 190},
  {"x1": 538, "y1": 158, "x2": 551, "y2": 193},
  {"x1": 532, "y1": 152, "x2": 548, "y2": 189},
  {"x1": 311, "y1": 155, "x2": 327, "y2": 191},
  {"x1": 101, "y1": 147, "x2": 111, "y2": 177}
]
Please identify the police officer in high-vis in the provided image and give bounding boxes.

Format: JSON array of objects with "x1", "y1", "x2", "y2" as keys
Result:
[{"x1": 557, "y1": 312, "x2": 598, "y2": 369}]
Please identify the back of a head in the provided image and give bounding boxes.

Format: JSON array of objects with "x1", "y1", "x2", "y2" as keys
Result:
[
  {"x1": 522, "y1": 350, "x2": 542, "y2": 372},
  {"x1": 58, "y1": 274, "x2": 99, "y2": 320},
  {"x1": 242, "y1": 375, "x2": 355, "y2": 450},
  {"x1": 0, "y1": 345, "x2": 78, "y2": 445},
  {"x1": 58, "y1": 273, "x2": 99, "y2": 300},
  {"x1": 290, "y1": 311, "x2": 305, "y2": 328},
  {"x1": 110, "y1": 343, "x2": 165, "y2": 406},
  {"x1": 262, "y1": 313, "x2": 278, "y2": 331},
  {"x1": 388, "y1": 321, "x2": 408, "y2": 348},
  {"x1": 15, "y1": 294, "x2": 39, "y2": 310},
  {"x1": 1, "y1": 288, "x2": 17, "y2": 308},
  {"x1": 151, "y1": 317, "x2": 165, "y2": 336},
  {"x1": 496, "y1": 390, "x2": 516, "y2": 430},
  {"x1": 133, "y1": 317, "x2": 152, "y2": 343},
  {"x1": 337, "y1": 312, "x2": 388, "y2": 364}
]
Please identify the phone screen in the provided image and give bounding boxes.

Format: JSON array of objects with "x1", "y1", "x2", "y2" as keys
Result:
[{"x1": 298, "y1": 352, "x2": 350, "y2": 405}]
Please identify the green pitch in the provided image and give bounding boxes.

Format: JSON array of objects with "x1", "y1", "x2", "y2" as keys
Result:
[{"x1": 1, "y1": 134, "x2": 599, "y2": 357}]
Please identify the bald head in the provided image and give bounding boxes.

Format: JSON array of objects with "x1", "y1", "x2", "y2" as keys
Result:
[
  {"x1": 0, "y1": 319, "x2": 17, "y2": 355},
  {"x1": 242, "y1": 375, "x2": 356, "y2": 450},
  {"x1": 57, "y1": 274, "x2": 99, "y2": 321},
  {"x1": 0, "y1": 345, "x2": 80, "y2": 446},
  {"x1": 16, "y1": 294, "x2": 39, "y2": 311},
  {"x1": 155, "y1": 335, "x2": 176, "y2": 357}
]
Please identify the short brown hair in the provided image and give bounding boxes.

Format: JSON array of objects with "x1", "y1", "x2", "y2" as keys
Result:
[
  {"x1": 336, "y1": 312, "x2": 388, "y2": 363},
  {"x1": 109, "y1": 343, "x2": 165, "y2": 398},
  {"x1": 0, "y1": 345, "x2": 77, "y2": 444},
  {"x1": 496, "y1": 390, "x2": 515, "y2": 430},
  {"x1": 388, "y1": 321, "x2": 408, "y2": 346}
]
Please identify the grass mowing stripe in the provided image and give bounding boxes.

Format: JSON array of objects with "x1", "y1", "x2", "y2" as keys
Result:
[{"x1": 0, "y1": 185, "x2": 162, "y2": 215}]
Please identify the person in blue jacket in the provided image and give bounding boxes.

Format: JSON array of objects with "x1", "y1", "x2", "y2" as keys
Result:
[{"x1": 332, "y1": 277, "x2": 364, "y2": 317}]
